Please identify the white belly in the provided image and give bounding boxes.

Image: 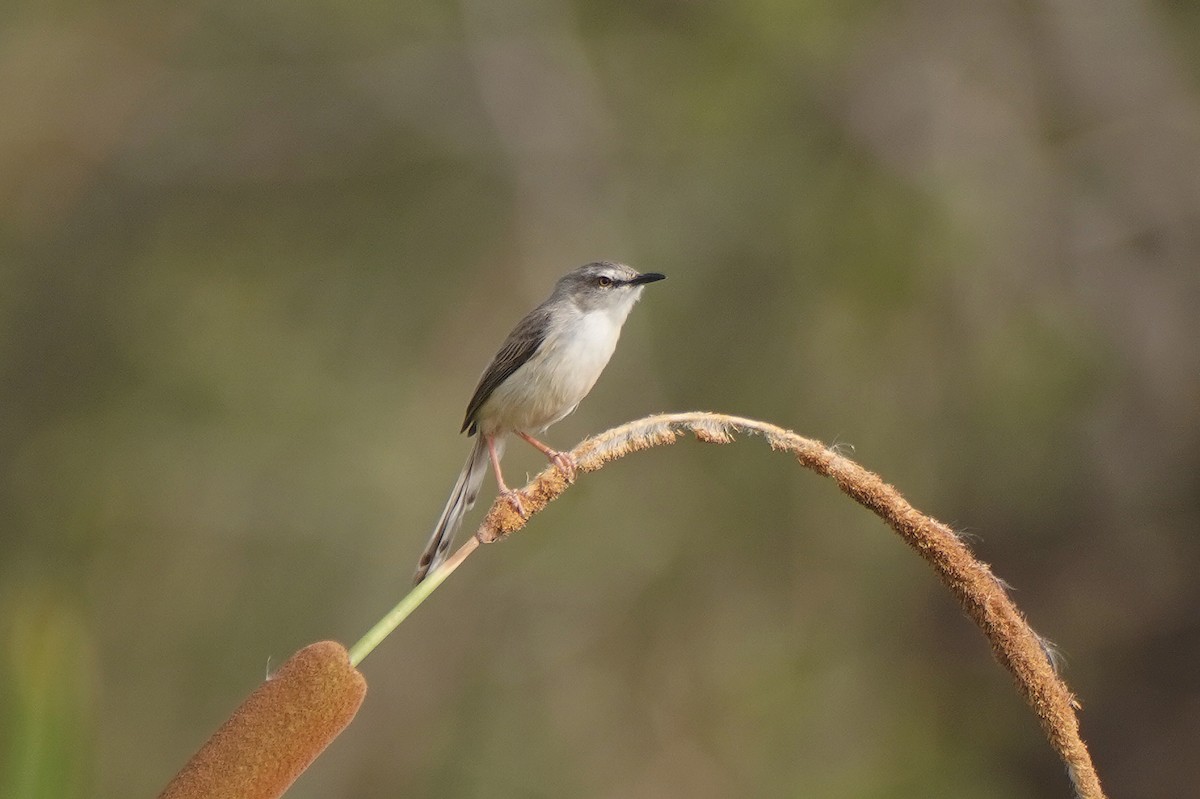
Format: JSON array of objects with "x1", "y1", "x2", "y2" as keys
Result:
[{"x1": 477, "y1": 309, "x2": 622, "y2": 434}]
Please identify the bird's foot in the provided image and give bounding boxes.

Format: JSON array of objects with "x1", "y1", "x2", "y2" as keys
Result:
[
  {"x1": 516, "y1": 432, "x2": 577, "y2": 483},
  {"x1": 548, "y1": 450, "x2": 577, "y2": 482},
  {"x1": 499, "y1": 488, "x2": 528, "y2": 517}
]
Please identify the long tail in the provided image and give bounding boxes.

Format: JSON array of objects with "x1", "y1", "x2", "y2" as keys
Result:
[{"x1": 413, "y1": 435, "x2": 499, "y2": 584}]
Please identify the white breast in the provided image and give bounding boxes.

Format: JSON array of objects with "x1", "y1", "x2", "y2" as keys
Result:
[{"x1": 479, "y1": 306, "x2": 626, "y2": 434}]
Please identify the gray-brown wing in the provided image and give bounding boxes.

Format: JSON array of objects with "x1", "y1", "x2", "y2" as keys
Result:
[{"x1": 461, "y1": 306, "x2": 551, "y2": 434}]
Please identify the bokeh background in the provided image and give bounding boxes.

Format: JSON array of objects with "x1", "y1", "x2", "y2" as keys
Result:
[{"x1": 3, "y1": 0, "x2": 1198, "y2": 797}]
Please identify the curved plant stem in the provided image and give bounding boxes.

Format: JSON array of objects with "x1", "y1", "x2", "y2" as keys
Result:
[{"x1": 350, "y1": 411, "x2": 1105, "y2": 799}]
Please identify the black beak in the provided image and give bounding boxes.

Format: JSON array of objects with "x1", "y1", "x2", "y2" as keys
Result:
[{"x1": 630, "y1": 272, "x2": 666, "y2": 285}]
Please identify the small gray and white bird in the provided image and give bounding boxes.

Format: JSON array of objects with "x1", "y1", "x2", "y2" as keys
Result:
[{"x1": 413, "y1": 262, "x2": 665, "y2": 583}]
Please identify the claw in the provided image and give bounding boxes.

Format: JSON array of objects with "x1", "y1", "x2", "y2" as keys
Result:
[
  {"x1": 548, "y1": 450, "x2": 577, "y2": 482},
  {"x1": 499, "y1": 488, "x2": 527, "y2": 517}
]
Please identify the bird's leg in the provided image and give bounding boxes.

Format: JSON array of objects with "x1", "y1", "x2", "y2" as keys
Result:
[
  {"x1": 516, "y1": 431, "x2": 577, "y2": 482},
  {"x1": 486, "y1": 434, "x2": 526, "y2": 516}
]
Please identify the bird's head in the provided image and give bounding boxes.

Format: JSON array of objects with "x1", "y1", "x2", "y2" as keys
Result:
[{"x1": 557, "y1": 261, "x2": 666, "y2": 315}]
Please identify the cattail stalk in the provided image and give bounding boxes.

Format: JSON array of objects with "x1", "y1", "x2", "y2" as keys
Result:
[{"x1": 162, "y1": 412, "x2": 1104, "y2": 799}]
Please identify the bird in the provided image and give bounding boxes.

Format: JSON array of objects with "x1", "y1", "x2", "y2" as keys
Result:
[{"x1": 413, "y1": 261, "x2": 666, "y2": 584}]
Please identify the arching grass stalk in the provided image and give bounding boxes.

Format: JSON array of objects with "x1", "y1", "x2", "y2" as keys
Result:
[{"x1": 348, "y1": 412, "x2": 1105, "y2": 799}]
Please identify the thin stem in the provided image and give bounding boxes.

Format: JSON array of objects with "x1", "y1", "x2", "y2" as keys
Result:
[{"x1": 348, "y1": 538, "x2": 478, "y2": 667}]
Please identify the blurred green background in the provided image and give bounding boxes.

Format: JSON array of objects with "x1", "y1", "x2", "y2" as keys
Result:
[{"x1": 3, "y1": 1, "x2": 1198, "y2": 797}]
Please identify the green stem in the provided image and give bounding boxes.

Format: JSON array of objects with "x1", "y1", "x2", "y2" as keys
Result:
[{"x1": 348, "y1": 538, "x2": 478, "y2": 666}]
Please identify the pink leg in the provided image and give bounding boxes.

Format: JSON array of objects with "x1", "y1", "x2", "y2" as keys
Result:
[
  {"x1": 486, "y1": 435, "x2": 526, "y2": 516},
  {"x1": 516, "y1": 431, "x2": 577, "y2": 481}
]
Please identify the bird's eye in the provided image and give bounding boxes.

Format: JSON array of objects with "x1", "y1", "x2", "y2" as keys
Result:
[{"x1": 597, "y1": 275, "x2": 613, "y2": 288}]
